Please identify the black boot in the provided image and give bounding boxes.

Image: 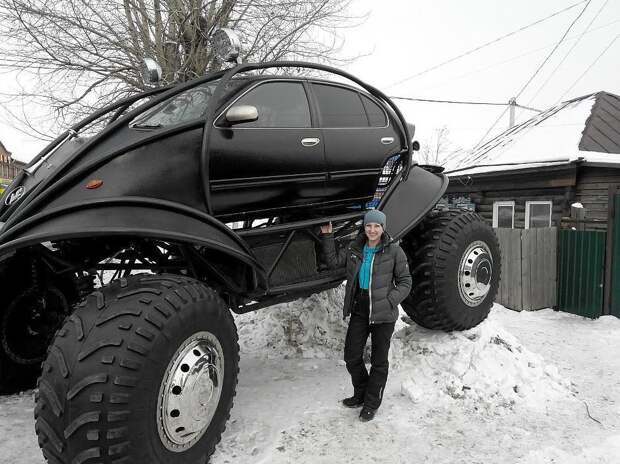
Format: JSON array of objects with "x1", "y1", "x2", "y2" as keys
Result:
[
  {"x1": 359, "y1": 406, "x2": 376, "y2": 422},
  {"x1": 341, "y1": 396, "x2": 364, "y2": 408}
]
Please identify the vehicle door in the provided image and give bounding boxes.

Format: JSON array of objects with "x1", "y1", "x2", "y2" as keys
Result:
[
  {"x1": 209, "y1": 80, "x2": 326, "y2": 217},
  {"x1": 309, "y1": 82, "x2": 400, "y2": 207}
]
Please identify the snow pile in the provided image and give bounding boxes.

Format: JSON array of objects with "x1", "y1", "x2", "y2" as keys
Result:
[
  {"x1": 234, "y1": 285, "x2": 348, "y2": 359},
  {"x1": 392, "y1": 317, "x2": 576, "y2": 413},
  {"x1": 235, "y1": 287, "x2": 576, "y2": 413}
]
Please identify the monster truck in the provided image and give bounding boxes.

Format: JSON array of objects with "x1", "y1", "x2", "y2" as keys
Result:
[{"x1": 0, "y1": 30, "x2": 499, "y2": 463}]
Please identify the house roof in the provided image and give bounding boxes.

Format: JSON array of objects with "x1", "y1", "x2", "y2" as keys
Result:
[
  {"x1": 447, "y1": 91, "x2": 620, "y2": 177},
  {"x1": 580, "y1": 92, "x2": 620, "y2": 152},
  {"x1": 0, "y1": 140, "x2": 9, "y2": 155}
]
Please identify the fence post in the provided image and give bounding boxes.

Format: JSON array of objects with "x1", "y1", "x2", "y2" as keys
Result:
[
  {"x1": 571, "y1": 204, "x2": 585, "y2": 231},
  {"x1": 603, "y1": 185, "x2": 620, "y2": 316}
]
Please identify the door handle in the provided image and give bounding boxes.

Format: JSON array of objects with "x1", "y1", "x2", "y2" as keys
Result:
[
  {"x1": 381, "y1": 137, "x2": 395, "y2": 145},
  {"x1": 301, "y1": 137, "x2": 320, "y2": 147}
]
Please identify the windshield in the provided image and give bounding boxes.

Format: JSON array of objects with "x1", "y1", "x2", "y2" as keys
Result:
[{"x1": 130, "y1": 80, "x2": 221, "y2": 128}]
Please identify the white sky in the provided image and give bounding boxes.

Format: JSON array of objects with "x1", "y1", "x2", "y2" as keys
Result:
[{"x1": 1, "y1": 0, "x2": 619, "y2": 163}]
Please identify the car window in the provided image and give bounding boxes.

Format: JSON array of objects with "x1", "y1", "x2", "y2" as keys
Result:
[
  {"x1": 313, "y1": 84, "x2": 368, "y2": 128},
  {"x1": 131, "y1": 81, "x2": 220, "y2": 128},
  {"x1": 231, "y1": 82, "x2": 311, "y2": 128},
  {"x1": 360, "y1": 94, "x2": 388, "y2": 127}
]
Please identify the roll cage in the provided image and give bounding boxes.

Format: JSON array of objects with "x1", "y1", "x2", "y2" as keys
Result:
[
  {"x1": 1, "y1": 61, "x2": 413, "y2": 227},
  {"x1": 0, "y1": 61, "x2": 424, "y2": 309}
]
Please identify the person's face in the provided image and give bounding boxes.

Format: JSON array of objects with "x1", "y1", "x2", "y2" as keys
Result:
[{"x1": 364, "y1": 222, "x2": 383, "y2": 242}]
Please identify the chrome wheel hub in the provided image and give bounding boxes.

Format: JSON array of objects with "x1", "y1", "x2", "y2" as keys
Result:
[
  {"x1": 157, "y1": 331, "x2": 224, "y2": 452},
  {"x1": 458, "y1": 240, "x2": 493, "y2": 307}
]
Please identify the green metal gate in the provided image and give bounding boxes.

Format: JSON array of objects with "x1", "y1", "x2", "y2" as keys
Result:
[
  {"x1": 609, "y1": 195, "x2": 620, "y2": 317},
  {"x1": 557, "y1": 229, "x2": 606, "y2": 318}
]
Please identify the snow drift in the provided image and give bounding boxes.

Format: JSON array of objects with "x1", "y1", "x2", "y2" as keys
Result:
[
  {"x1": 235, "y1": 285, "x2": 576, "y2": 411},
  {"x1": 234, "y1": 285, "x2": 348, "y2": 359},
  {"x1": 392, "y1": 318, "x2": 576, "y2": 412}
]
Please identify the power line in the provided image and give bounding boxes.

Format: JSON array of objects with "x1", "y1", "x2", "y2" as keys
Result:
[
  {"x1": 559, "y1": 30, "x2": 620, "y2": 101},
  {"x1": 470, "y1": 0, "x2": 591, "y2": 155},
  {"x1": 471, "y1": 106, "x2": 510, "y2": 152},
  {"x1": 527, "y1": 0, "x2": 609, "y2": 106},
  {"x1": 415, "y1": 18, "x2": 620, "y2": 95},
  {"x1": 389, "y1": 95, "x2": 541, "y2": 112},
  {"x1": 386, "y1": 0, "x2": 588, "y2": 89},
  {"x1": 515, "y1": 0, "x2": 592, "y2": 100}
]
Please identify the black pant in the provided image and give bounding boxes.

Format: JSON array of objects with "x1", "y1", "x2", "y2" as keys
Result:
[{"x1": 344, "y1": 291, "x2": 396, "y2": 409}]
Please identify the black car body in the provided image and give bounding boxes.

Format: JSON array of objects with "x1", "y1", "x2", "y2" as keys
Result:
[{"x1": 0, "y1": 62, "x2": 447, "y2": 307}]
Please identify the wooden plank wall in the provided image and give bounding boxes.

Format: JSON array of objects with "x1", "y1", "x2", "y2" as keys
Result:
[
  {"x1": 575, "y1": 167, "x2": 619, "y2": 230},
  {"x1": 521, "y1": 228, "x2": 558, "y2": 310},
  {"x1": 495, "y1": 227, "x2": 558, "y2": 311},
  {"x1": 495, "y1": 228, "x2": 522, "y2": 309}
]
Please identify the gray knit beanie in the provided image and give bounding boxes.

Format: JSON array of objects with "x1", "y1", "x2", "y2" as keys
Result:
[{"x1": 363, "y1": 210, "x2": 386, "y2": 229}]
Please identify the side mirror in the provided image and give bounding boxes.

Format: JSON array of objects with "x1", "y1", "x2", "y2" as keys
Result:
[
  {"x1": 412, "y1": 140, "x2": 420, "y2": 151},
  {"x1": 407, "y1": 122, "x2": 416, "y2": 140},
  {"x1": 225, "y1": 105, "x2": 258, "y2": 125},
  {"x1": 141, "y1": 58, "x2": 162, "y2": 86}
]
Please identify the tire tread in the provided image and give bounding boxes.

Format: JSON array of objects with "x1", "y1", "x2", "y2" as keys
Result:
[{"x1": 36, "y1": 274, "x2": 239, "y2": 464}]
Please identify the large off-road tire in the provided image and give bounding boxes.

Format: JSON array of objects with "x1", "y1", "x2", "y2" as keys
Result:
[
  {"x1": 401, "y1": 209, "x2": 501, "y2": 331},
  {"x1": 35, "y1": 274, "x2": 239, "y2": 464}
]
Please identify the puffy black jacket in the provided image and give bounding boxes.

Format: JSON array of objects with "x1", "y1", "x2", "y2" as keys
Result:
[{"x1": 320, "y1": 230, "x2": 412, "y2": 323}]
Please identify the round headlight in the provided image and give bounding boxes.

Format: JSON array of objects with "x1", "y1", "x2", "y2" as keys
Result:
[
  {"x1": 210, "y1": 28, "x2": 242, "y2": 64},
  {"x1": 141, "y1": 58, "x2": 162, "y2": 86}
]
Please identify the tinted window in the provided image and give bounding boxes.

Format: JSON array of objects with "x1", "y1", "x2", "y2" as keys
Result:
[
  {"x1": 313, "y1": 84, "x2": 367, "y2": 127},
  {"x1": 361, "y1": 95, "x2": 387, "y2": 127},
  {"x1": 232, "y1": 82, "x2": 310, "y2": 128}
]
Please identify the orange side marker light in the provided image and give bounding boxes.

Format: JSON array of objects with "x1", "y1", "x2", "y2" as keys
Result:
[{"x1": 86, "y1": 179, "x2": 104, "y2": 189}]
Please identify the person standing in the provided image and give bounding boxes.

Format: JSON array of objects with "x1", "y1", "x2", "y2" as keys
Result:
[{"x1": 320, "y1": 210, "x2": 412, "y2": 421}]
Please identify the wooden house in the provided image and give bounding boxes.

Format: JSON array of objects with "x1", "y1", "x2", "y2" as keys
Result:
[
  {"x1": 442, "y1": 91, "x2": 620, "y2": 315},
  {"x1": 445, "y1": 91, "x2": 620, "y2": 230}
]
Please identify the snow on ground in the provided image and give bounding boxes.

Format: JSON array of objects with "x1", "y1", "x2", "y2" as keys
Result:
[
  {"x1": 234, "y1": 285, "x2": 349, "y2": 359},
  {"x1": 2, "y1": 287, "x2": 620, "y2": 463},
  {"x1": 393, "y1": 317, "x2": 576, "y2": 413}
]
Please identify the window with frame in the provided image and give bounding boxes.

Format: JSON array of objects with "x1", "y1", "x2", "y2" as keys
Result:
[
  {"x1": 360, "y1": 94, "x2": 388, "y2": 127},
  {"x1": 231, "y1": 81, "x2": 311, "y2": 128},
  {"x1": 526, "y1": 201, "x2": 552, "y2": 228},
  {"x1": 312, "y1": 83, "x2": 370, "y2": 127},
  {"x1": 492, "y1": 201, "x2": 515, "y2": 228}
]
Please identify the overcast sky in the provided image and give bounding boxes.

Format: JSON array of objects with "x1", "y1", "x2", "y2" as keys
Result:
[{"x1": 0, "y1": 0, "x2": 618, "y2": 163}]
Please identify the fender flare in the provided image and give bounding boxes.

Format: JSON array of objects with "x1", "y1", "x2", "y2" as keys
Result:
[
  {"x1": 378, "y1": 166, "x2": 449, "y2": 241},
  {"x1": 0, "y1": 197, "x2": 267, "y2": 290}
]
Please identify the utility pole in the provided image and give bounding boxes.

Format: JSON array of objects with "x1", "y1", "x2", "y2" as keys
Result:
[{"x1": 508, "y1": 97, "x2": 517, "y2": 129}]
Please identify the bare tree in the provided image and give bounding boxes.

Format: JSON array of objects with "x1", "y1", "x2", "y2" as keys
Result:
[
  {"x1": 417, "y1": 126, "x2": 463, "y2": 167},
  {"x1": 0, "y1": 0, "x2": 361, "y2": 136}
]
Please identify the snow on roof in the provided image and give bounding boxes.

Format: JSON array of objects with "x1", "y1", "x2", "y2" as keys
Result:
[{"x1": 447, "y1": 92, "x2": 620, "y2": 177}]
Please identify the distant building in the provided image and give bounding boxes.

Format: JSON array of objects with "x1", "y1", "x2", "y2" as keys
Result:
[
  {"x1": 445, "y1": 91, "x2": 620, "y2": 229},
  {"x1": 0, "y1": 141, "x2": 25, "y2": 193},
  {"x1": 443, "y1": 92, "x2": 620, "y2": 316}
]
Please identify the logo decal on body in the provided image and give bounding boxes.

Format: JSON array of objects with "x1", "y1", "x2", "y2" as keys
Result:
[{"x1": 4, "y1": 186, "x2": 25, "y2": 206}]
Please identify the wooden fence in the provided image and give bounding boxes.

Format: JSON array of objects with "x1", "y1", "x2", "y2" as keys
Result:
[{"x1": 494, "y1": 227, "x2": 558, "y2": 311}]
